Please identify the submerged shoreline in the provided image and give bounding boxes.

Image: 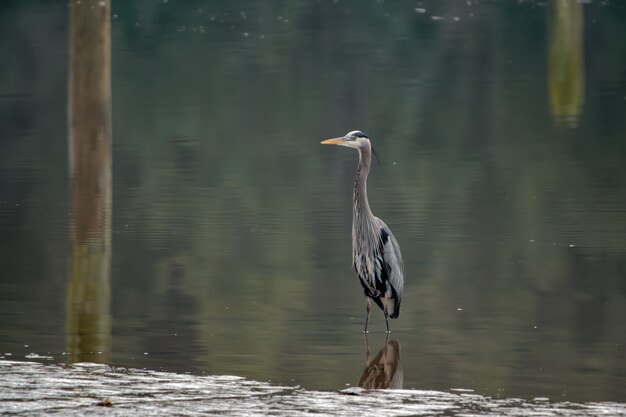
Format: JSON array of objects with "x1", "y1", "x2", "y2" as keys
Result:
[{"x1": 1, "y1": 360, "x2": 624, "y2": 416}]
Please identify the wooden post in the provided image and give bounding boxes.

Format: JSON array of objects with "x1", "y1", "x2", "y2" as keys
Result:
[{"x1": 66, "y1": 0, "x2": 112, "y2": 364}]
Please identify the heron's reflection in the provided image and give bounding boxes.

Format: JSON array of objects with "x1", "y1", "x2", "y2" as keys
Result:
[{"x1": 358, "y1": 336, "x2": 403, "y2": 389}]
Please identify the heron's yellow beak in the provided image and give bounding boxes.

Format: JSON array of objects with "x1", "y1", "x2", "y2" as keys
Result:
[{"x1": 321, "y1": 137, "x2": 345, "y2": 145}]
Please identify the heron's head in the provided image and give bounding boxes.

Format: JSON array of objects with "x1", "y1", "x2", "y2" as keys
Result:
[{"x1": 320, "y1": 130, "x2": 370, "y2": 150}]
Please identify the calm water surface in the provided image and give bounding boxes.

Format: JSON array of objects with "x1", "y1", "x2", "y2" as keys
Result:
[{"x1": 1, "y1": 0, "x2": 626, "y2": 405}]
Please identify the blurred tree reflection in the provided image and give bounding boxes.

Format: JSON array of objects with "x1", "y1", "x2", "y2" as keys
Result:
[
  {"x1": 548, "y1": 0, "x2": 584, "y2": 125},
  {"x1": 66, "y1": 0, "x2": 112, "y2": 364}
]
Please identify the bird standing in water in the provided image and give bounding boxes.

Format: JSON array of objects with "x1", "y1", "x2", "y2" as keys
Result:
[{"x1": 321, "y1": 130, "x2": 405, "y2": 333}]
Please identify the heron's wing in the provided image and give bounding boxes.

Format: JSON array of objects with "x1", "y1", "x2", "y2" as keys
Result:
[
  {"x1": 382, "y1": 231, "x2": 404, "y2": 299},
  {"x1": 374, "y1": 219, "x2": 404, "y2": 290},
  {"x1": 374, "y1": 218, "x2": 404, "y2": 315}
]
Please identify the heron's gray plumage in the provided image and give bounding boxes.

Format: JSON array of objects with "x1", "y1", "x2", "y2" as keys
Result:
[{"x1": 321, "y1": 130, "x2": 405, "y2": 333}]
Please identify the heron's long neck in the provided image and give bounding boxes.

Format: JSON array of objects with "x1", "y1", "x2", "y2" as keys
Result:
[{"x1": 353, "y1": 146, "x2": 374, "y2": 227}]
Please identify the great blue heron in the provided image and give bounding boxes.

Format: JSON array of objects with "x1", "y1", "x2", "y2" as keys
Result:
[{"x1": 321, "y1": 130, "x2": 405, "y2": 333}]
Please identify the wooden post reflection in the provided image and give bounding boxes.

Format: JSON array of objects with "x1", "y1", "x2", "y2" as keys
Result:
[
  {"x1": 66, "y1": 0, "x2": 112, "y2": 364},
  {"x1": 548, "y1": 0, "x2": 584, "y2": 125}
]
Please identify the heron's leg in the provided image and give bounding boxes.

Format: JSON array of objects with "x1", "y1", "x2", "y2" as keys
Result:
[
  {"x1": 384, "y1": 310, "x2": 391, "y2": 334},
  {"x1": 364, "y1": 333, "x2": 371, "y2": 364},
  {"x1": 364, "y1": 298, "x2": 371, "y2": 333}
]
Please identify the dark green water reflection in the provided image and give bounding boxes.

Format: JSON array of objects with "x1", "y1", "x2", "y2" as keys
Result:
[{"x1": 1, "y1": 0, "x2": 625, "y2": 404}]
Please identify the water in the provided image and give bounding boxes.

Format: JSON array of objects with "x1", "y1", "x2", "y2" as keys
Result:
[{"x1": 1, "y1": 0, "x2": 626, "y2": 412}]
